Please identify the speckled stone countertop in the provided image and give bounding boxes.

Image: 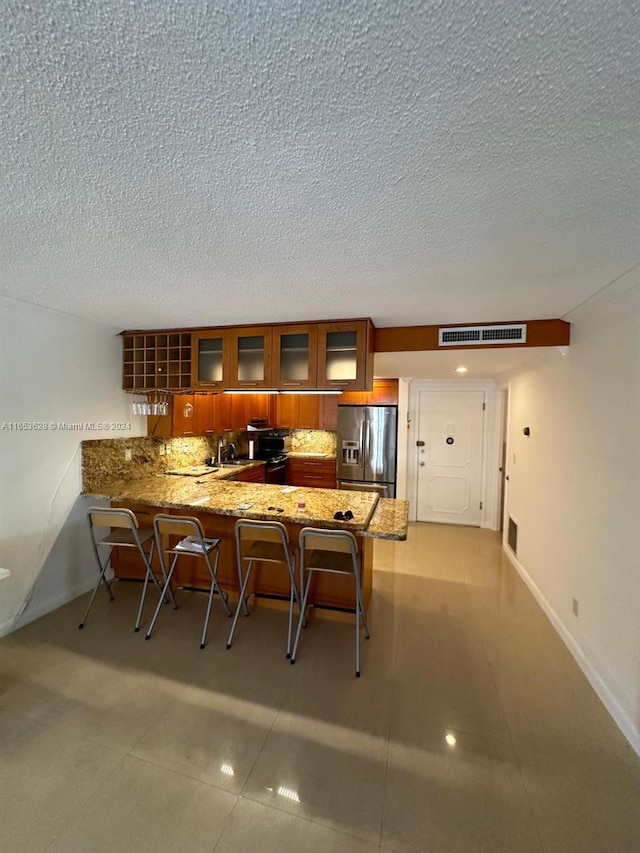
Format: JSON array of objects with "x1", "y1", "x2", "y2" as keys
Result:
[
  {"x1": 361, "y1": 498, "x2": 409, "y2": 540},
  {"x1": 286, "y1": 452, "x2": 336, "y2": 459},
  {"x1": 84, "y1": 474, "x2": 383, "y2": 532}
]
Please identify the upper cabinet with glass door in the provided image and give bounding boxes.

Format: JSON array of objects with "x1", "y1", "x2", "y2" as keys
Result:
[
  {"x1": 272, "y1": 324, "x2": 318, "y2": 390},
  {"x1": 227, "y1": 327, "x2": 274, "y2": 389},
  {"x1": 191, "y1": 329, "x2": 229, "y2": 390},
  {"x1": 316, "y1": 320, "x2": 373, "y2": 391}
]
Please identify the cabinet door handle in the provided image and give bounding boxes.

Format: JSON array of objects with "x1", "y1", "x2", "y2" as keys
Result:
[
  {"x1": 328, "y1": 381, "x2": 350, "y2": 386},
  {"x1": 282, "y1": 382, "x2": 303, "y2": 386}
]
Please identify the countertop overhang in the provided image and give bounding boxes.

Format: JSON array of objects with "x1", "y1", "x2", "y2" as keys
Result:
[{"x1": 82, "y1": 474, "x2": 408, "y2": 539}]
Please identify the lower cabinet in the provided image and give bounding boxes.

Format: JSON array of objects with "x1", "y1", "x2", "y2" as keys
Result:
[
  {"x1": 286, "y1": 457, "x2": 336, "y2": 489},
  {"x1": 233, "y1": 463, "x2": 266, "y2": 483}
]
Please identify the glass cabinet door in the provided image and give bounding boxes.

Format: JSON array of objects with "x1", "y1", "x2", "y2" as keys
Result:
[
  {"x1": 191, "y1": 331, "x2": 228, "y2": 389},
  {"x1": 273, "y1": 324, "x2": 318, "y2": 389},
  {"x1": 228, "y1": 327, "x2": 274, "y2": 389},
  {"x1": 317, "y1": 320, "x2": 372, "y2": 391}
]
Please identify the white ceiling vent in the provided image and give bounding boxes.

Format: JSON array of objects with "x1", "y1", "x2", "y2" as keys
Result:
[{"x1": 438, "y1": 324, "x2": 527, "y2": 347}]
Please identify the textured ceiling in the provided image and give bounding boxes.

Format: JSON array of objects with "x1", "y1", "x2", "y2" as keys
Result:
[{"x1": 2, "y1": 0, "x2": 639, "y2": 331}]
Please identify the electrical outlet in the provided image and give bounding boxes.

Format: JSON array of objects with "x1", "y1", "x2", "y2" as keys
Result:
[
  {"x1": 572, "y1": 598, "x2": 579, "y2": 618},
  {"x1": 158, "y1": 444, "x2": 165, "y2": 456},
  {"x1": 125, "y1": 449, "x2": 132, "y2": 462}
]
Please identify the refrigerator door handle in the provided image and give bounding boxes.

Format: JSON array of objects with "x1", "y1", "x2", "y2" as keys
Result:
[{"x1": 362, "y1": 411, "x2": 369, "y2": 477}]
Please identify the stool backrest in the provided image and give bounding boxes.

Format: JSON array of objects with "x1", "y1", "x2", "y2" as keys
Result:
[
  {"x1": 299, "y1": 527, "x2": 358, "y2": 559},
  {"x1": 236, "y1": 519, "x2": 290, "y2": 559},
  {"x1": 88, "y1": 507, "x2": 138, "y2": 530},
  {"x1": 154, "y1": 515, "x2": 204, "y2": 539}
]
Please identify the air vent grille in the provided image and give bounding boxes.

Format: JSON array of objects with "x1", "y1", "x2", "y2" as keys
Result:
[
  {"x1": 439, "y1": 324, "x2": 527, "y2": 346},
  {"x1": 508, "y1": 517, "x2": 518, "y2": 555}
]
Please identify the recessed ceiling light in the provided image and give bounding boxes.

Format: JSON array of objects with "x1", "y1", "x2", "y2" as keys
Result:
[
  {"x1": 455, "y1": 366, "x2": 469, "y2": 373},
  {"x1": 445, "y1": 732, "x2": 457, "y2": 747}
]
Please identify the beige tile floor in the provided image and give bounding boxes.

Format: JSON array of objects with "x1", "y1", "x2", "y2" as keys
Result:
[{"x1": 2, "y1": 522, "x2": 640, "y2": 853}]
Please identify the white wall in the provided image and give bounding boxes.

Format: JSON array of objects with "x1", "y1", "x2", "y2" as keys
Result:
[
  {"x1": 0, "y1": 297, "x2": 145, "y2": 635},
  {"x1": 504, "y1": 276, "x2": 640, "y2": 752}
]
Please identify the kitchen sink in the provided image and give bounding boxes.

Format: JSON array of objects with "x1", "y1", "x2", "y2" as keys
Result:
[{"x1": 219, "y1": 459, "x2": 251, "y2": 467}]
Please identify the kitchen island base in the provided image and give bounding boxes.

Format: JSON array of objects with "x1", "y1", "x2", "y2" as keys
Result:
[{"x1": 110, "y1": 501, "x2": 373, "y2": 614}]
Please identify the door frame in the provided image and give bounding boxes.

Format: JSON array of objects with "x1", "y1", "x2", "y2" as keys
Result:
[{"x1": 406, "y1": 379, "x2": 500, "y2": 529}]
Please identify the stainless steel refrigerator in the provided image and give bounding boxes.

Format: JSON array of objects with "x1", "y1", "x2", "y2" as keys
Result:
[{"x1": 336, "y1": 405, "x2": 398, "y2": 498}]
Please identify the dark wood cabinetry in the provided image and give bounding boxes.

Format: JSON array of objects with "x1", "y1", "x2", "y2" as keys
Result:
[
  {"x1": 191, "y1": 330, "x2": 228, "y2": 390},
  {"x1": 233, "y1": 463, "x2": 266, "y2": 483},
  {"x1": 286, "y1": 457, "x2": 336, "y2": 489},
  {"x1": 227, "y1": 327, "x2": 274, "y2": 389},
  {"x1": 316, "y1": 320, "x2": 373, "y2": 391},
  {"x1": 123, "y1": 333, "x2": 192, "y2": 391},
  {"x1": 272, "y1": 324, "x2": 319, "y2": 390},
  {"x1": 124, "y1": 318, "x2": 374, "y2": 393}
]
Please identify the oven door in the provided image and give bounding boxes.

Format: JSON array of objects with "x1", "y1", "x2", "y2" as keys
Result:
[{"x1": 265, "y1": 461, "x2": 287, "y2": 485}]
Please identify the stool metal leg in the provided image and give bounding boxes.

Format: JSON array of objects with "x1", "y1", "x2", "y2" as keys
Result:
[
  {"x1": 200, "y1": 546, "x2": 232, "y2": 649},
  {"x1": 290, "y1": 570, "x2": 313, "y2": 664},
  {"x1": 226, "y1": 559, "x2": 254, "y2": 649},
  {"x1": 79, "y1": 544, "x2": 115, "y2": 629},
  {"x1": 144, "y1": 550, "x2": 179, "y2": 640}
]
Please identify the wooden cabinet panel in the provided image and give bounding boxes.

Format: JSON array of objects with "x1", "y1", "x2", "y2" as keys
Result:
[
  {"x1": 233, "y1": 463, "x2": 266, "y2": 483},
  {"x1": 316, "y1": 320, "x2": 373, "y2": 391},
  {"x1": 272, "y1": 324, "x2": 319, "y2": 390},
  {"x1": 320, "y1": 395, "x2": 339, "y2": 431},
  {"x1": 191, "y1": 330, "x2": 229, "y2": 390},
  {"x1": 193, "y1": 393, "x2": 216, "y2": 435},
  {"x1": 123, "y1": 333, "x2": 192, "y2": 391},
  {"x1": 341, "y1": 378, "x2": 399, "y2": 406},
  {"x1": 171, "y1": 393, "x2": 196, "y2": 437},
  {"x1": 227, "y1": 327, "x2": 274, "y2": 389},
  {"x1": 275, "y1": 394, "x2": 320, "y2": 429},
  {"x1": 286, "y1": 458, "x2": 336, "y2": 489}
]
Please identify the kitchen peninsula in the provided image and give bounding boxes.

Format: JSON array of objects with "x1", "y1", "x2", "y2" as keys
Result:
[{"x1": 82, "y1": 441, "x2": 408, "y2": 612}]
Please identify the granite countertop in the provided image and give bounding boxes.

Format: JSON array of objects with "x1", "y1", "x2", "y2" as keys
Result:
[
  {"x1": 286, "y1": 452, "x2": 336, "y2": 459},
  {"x1": 361, "y1": 498, "x2": 410, "y2": 540},
  {"x1": 83, "y1": 474, "x2": 383, "y2": 533}
]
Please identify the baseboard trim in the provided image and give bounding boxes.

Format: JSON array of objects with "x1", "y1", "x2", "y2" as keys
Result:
[
  {"x1": 2, "y1": 578, "x2": 96, "y2": 637},
  {"x1": 503, "y1": 544, "x2": 640, "y2": 757}
]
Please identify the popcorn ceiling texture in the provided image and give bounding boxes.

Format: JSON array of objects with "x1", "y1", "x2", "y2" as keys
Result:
[{"x1": 2, "y1": 0, "x2": 639, "y2": 329}]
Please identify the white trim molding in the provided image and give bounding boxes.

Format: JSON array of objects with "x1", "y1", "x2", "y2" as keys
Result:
[{"x1": 504, "y1": 544, "x2": 640, "y2": 757}]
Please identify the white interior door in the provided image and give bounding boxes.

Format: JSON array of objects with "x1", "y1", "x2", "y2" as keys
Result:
[{"x1": 416, "y1": 389, "x2": 485, "y2": 526}]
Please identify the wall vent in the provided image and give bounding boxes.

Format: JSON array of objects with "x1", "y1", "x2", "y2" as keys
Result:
[
  {"x1": 438, "y1": 324, "x2": 527, "y2": 346},
  {"x1": 508, "y1": 517, "x2": 518, "y2": 555}
]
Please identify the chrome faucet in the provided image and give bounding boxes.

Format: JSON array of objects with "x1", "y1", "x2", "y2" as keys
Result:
[{"x1": 216, "y1": 439, "x2": 227, "y2": 465}]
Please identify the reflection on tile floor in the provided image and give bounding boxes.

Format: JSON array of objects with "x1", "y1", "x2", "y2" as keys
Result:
[{"x1": 2, "y1": 522, "x2": 640, "y2": 853}]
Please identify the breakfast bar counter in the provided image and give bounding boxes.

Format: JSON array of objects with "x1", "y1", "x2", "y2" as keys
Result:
[{"x1": 82, "y1": 473, "x2": 408, "y2": 612}]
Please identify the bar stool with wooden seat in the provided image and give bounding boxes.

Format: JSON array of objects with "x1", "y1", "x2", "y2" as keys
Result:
[
  {"x1": 146, "y1": 514, "x2": 232, "y2": 648},
  {"x1": 290, "y1": 527, "x2": 370, "y2": 677},
  {"x1": 80, "y1": 506, "x2": 175, "y2": 632},
  {"x1": 226, "y1": 519, "x2": 301, "y2": 658}
]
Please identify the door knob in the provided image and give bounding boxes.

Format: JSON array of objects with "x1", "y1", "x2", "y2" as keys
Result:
[{"x1": 419, "y1": 461, "x2": 425, "y2": 467}]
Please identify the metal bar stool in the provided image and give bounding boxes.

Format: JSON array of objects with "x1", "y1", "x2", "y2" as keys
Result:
[
  {"x1": 291, "y1": 527, "x2": 370, "y2": 677},
  {"x1": 146, "y1": 514, "x2": 232, "y2": 648},
  {"x1": 226, "y1": 519, "x2": 301, "y2": 658},
  {"x1": 80, "y1": 507, "x2": 175, "y2": 632}
]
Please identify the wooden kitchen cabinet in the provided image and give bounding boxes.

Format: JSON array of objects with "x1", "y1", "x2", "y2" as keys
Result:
[
  {"x1": 216, "y1": 393, "x2": 276, "y2": 432},
  {"x1": 147, "y1": 392, "x2": 219, "y2": 438},
  {"x1": 275, "y1": 394, "x2": 320, "y2": 429},
  {"x1": 233, "y1": 463, "x2": 266, "y2": 483},
  {"x1": 272, "y1": 324, "x2": 319, "y2": 390},
  {"x1": 341, "y1": 378, "x2": 399, "y2": 406},
  {"x1": 191, "y1": 329, "x2": 229, "y2": 390},
  {"x1": 123, "y1": 333, "x2": 192, "y2": 391},
  {"x1": 286, "y1": 457, "x2": 336, "y2": 489},
  {"x1": 316, "y1": 320, "x2": 373, "y2": 391},
  {"x1": 227, "y1": 327, "x2": 274, "y2": 389}
]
